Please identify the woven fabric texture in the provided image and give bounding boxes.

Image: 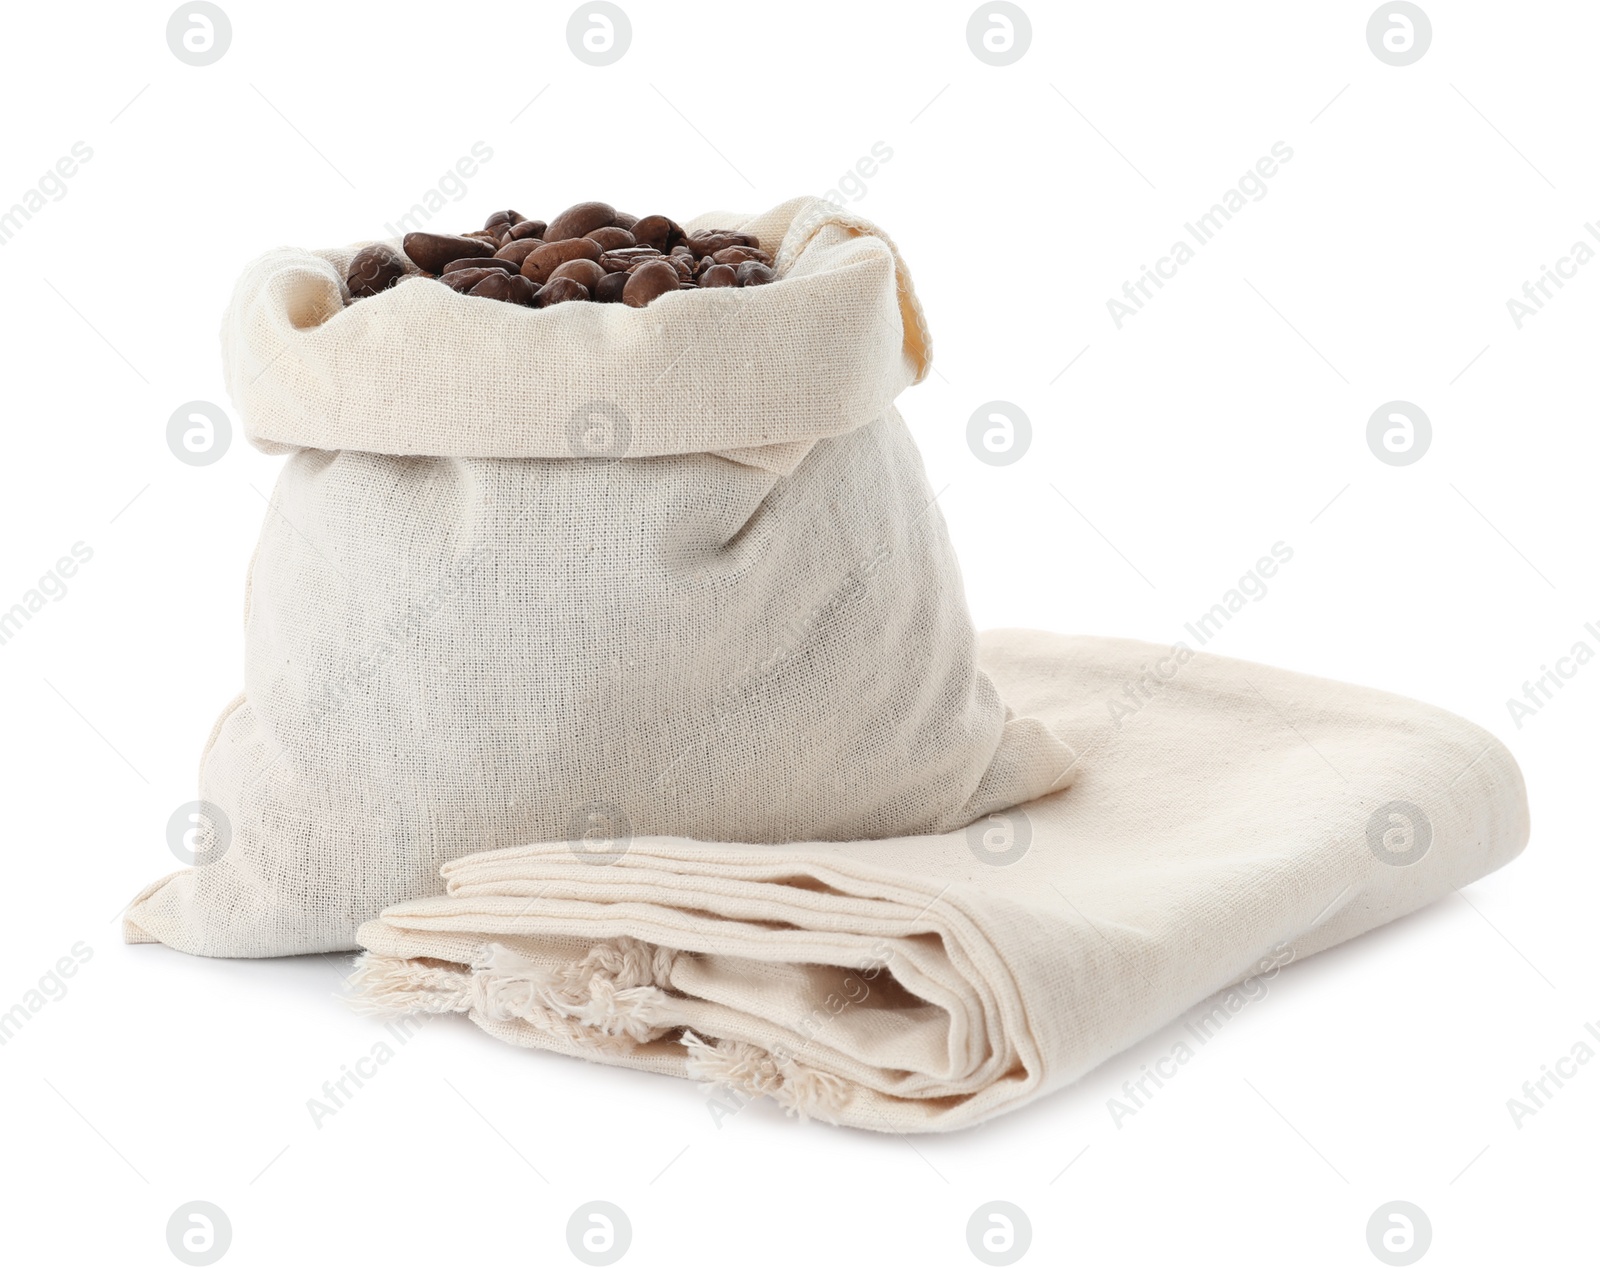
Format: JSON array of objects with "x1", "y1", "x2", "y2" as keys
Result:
[
  {"x1": 350, "y1": 630, "x2": 1529, "y2": 1133},
  {"x1": 125, "y1": 200, "x2": 1072, "y2": 957}
]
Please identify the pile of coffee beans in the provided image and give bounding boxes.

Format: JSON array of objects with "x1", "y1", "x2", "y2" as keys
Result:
[{"x1": 345, "y1": 200, "x2": 775, "y2": 309}]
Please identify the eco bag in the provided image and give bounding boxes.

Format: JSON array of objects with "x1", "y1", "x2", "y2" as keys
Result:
[{"x1": 125, "y1": 198, "x2": 1075, "y2": 958}]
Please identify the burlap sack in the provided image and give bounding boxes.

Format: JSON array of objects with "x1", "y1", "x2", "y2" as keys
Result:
[
  {"x1": 125, "y1": 199, "x2": 1074, "y2": 958},
  {"x1": 349, "y1": 630, "x2": 1530, "y2": 1133}
]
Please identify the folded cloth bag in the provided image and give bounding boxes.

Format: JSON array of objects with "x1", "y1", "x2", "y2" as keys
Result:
[
  {"x1": 350, "y1": 630, "x2": 1529, "y2": 1133},
  {"x1": 125, "y1": 198, "x2": 1073, "y2": 958}
]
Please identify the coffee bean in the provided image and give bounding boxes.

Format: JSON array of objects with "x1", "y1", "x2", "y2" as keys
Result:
[
  {"x1": 712, "y1": 245, "x2": 772, "y2": 266},
  {"x1": 536, "y1": 276, "x2": 590, "y2": 306},
  {"x1": 735, "y1": 261, "x2": 777, "y2": 287},
  {"x1": 521, "y1": 236, "x2": 603, "y2": 284},
  {"x1": 685, "y1": 230, "x2": 758, "y2": 258},
  {"x1": 594, "y1": 271, "x2": 630, "y2": 303},
  {"x1": 549, "y1": 258, "x2": 605, "y2": 291},
  {"x1": 440, "y1": 267, "x2": 503, "y2": 293},
  {"x1": 403, "y1": 232, "x2": 496, "y2": 274},
  {"x1": 444, "y1": 256, "x2": 519, "y2": 274},
  {"x1": 631, "y1": 215, "x2": 686, "y2": 253},
  {"x1": 346, "y1": 244, "x2": 408, "y2": 299},
  {"x1": 585, "y1": 226, "x2": 636, "y2": 251},
  {"x1": 623, "y1": 260, "x2": 680, "y2": 307},
  {"x1": 495, "y1": 239, "x2": 545, "y2": 266},
  {"x1": 544, "y1": 201, "x2": 617, "y2": 243},
  {"x1": 599, "y1": 246, "x2": 661, "y2": 273},
  {"x1": 468, "y1": 272, "x2": 537, "y2": 306},
  {"x1": 387, "y1": 206, "x2": 769, "y2": 306}
]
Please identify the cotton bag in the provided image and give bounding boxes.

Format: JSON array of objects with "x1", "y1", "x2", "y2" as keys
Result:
[{"x1": 125, "y1": 198, "x2": 1074, "y2": 958}]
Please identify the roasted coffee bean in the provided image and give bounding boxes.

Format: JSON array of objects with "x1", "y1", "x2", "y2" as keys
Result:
[
  {"x1": 521, "y1": 236, "x2": 603, "y2": 284},
  {"x1": 495, "y1": 238, "x2": 545, "y2": 266},
  {"x1": 536, "y1": 276, "x2": 590, "y2": 306},
  {"x1": 444, "y1": 256, "x2": 519, "y2": 275},
  {"x1": 440, "y1": 267, "x2": 503, "y2": 293},
  {"x1": 585, "y1": 226, "x2": 636, "y2": 251},
  {"x1": 468, "y1": 272, "x2": 537, "y2": 305},
  {"x1": 631, "y1": 214, "x2": 686, "y2": 253},
  {"x1": 346, "y1": 244, "x2": 408, "y2": 298},
  {"x1": 685, "y1": 230, "x2": 758, "y2": 257},
  {"x1": 712, "y1": 245, "x2": 772, "y2": 266},
  {"x1": 735, "y1": 261, "x2": 777, "y2": 287},
  {"x1": 623, "y1": 260, "x2": 681, "y2": 307},
  {"x1": 598, "y1": 246, "x2": 661, "y2": 272},
  {"x1": 544, "y1": 201, "x2": 617, "y2": 243},
  {"x1": 392, "y1": 206, "x2": 770, "y2": 305},
  {"x1": 594, "y1": 271, "x2": 630, "y2": 303},
  {"x1": 403, "y1": 232, "x2": 496, "y2": 274},
  {"x1": 548, "y1": 258, "x2": 605, "y2": 291}
]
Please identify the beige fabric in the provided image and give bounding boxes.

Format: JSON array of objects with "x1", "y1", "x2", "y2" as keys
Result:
[
  {"x1": 125, "y1": 199, "x2": 1071, "y2": 958},
  {"x1": 349, "y1": 630, "x2": 1529, "y2": 1133},
  {"x1": 220, "y1": 197, "x2": 932, "y2": 471}
]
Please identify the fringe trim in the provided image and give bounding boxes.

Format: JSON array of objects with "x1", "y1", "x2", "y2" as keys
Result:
[
  {"x1": 346, "y1": 936, "x2": 680, "y2": 1054},
  {"x1": 345, "y1": 955, "x2": 476, "y2": 1015},
  {"x1": 682, "y1": 1029, "x2": 851, "y2": 1123},
  {"x1": 348, "y1": 938, "x2": 855, "y2": 1120}
]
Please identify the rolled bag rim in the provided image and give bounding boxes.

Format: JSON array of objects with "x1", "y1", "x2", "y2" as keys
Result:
[{"x1": 220, "y1": 196, "x2": 934, "y2": 472}]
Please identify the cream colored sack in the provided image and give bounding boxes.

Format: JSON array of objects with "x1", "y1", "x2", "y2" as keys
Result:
[{"x1": 126, "y1": 198, "x2": 1073, "y2": 958}]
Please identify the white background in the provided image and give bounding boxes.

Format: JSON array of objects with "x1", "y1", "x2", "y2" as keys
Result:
[{"x1": 0, "y1": 1, "x2": 1592, "y2": 1264}]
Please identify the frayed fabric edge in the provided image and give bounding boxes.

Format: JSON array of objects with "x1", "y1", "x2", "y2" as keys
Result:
[
  {"x1": 346, "y1": 936, "x2": 679, "y2": 1053},
  {"x1": 681, "y1": 1029, "x2": 851, "y2": 1124},
  {"x1": 345, "y1": 936, "x2": 852, "y2": 1120}
]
